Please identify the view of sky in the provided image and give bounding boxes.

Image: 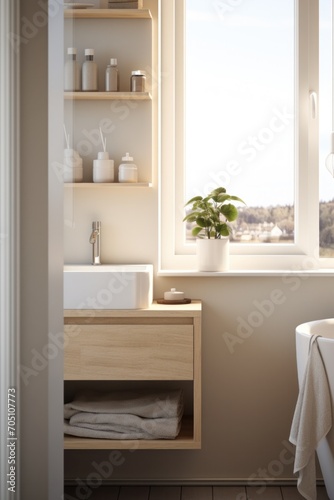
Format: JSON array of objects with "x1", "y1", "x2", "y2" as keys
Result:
[{"x1": 185, "y1": 0, "x2": 334, "y2": 206}]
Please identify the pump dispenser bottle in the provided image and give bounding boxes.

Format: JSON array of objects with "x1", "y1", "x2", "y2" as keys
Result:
[{"x1": 82, "y1": 48, "x2": 98, "y2": 91}]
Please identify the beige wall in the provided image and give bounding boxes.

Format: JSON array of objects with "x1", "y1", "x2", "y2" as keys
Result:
[
  {"x1": 63, "y1": 0, "x2": 333, "y2": 484},
  {"x1": 64, "y1": 275, "x2": 333, "y2": 482}
]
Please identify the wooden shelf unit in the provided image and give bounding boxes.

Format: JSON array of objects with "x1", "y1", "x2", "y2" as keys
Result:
[
  {"x1": 64, "y1": 416, "x2": 195, "y2": 450},
  {"x1": 64, "y1": 301, "x2": 202, "y2": 450},
  {"x1": 64, "y1": 8, "x2": 152, "y2": 19},
  {"x1": 64, "y1": 5, "x2": 153, "y2": 187},
  {"x1": 64, "y1": 182, "x2": 152, "y2": 188},
  {"x1": 64, "y1": 91, "x2": 152, "y2": 101}
]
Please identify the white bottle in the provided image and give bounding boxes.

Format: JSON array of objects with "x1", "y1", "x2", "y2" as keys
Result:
[
  {"x1": 82, "y1": 49, "x2": 98, "y2": 91},
  {"x1": 93, "y1": 152, "x2": 114, "y2": 183},
  {"x1": 105, "y1": 58, "x2": 119, "y2": 92},
  {"x1": 64, "y1": 48, "x2": 81, "y2": 91},
  {"x1": 63, "y1": 148, "x2": 83, "y2": 183},
  {"x1": 118, "y1": 153, "x2": 138, "y2": 183}
]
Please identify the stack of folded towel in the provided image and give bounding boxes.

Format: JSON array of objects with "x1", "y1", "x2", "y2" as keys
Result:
[
  {"x1": 64, "y1": 388, "x2": 184, "y2": 440},
  {"x1": 108, "y1": 0, "x2": 143, "y2": 9}
]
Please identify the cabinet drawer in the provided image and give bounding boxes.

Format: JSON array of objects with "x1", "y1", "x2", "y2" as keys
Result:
[{"x1": 64, "y1": 324, "x2": 193, "y2": 380}]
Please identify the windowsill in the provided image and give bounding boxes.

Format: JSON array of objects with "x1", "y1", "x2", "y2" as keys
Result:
[{"x1": 158, "y1": 269, "x2": 334, "y2": 277}]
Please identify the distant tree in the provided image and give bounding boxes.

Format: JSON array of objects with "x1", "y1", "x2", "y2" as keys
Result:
[{"x1": 320, "y1": 225, "x2": 334, "y2": 248}]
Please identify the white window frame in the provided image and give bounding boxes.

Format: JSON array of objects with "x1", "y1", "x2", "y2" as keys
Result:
[{"x1": 159, "y1": 0, "x2": 323, "y2": 273}]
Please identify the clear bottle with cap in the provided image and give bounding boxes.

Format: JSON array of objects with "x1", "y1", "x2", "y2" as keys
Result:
[
  {"x1": 130, "y1": 70, "x2": 146, "y2": 92},
  {"x1": 105, "y1": 58, "x2": 119, "y2": 92},
  {"x1": 118, "y1": 153, "x2": 138, "y2": 183},
  {"x1": 64, "y1": 47, "x2": 81, "y2": 91},
  {"x1": 82, "y1": 48, "x2": 98, "y2": 91}
]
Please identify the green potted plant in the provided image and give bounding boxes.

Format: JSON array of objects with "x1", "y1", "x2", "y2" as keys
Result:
[{"x1": 183, "y1": 186, "x2": 245, "y2": 271}]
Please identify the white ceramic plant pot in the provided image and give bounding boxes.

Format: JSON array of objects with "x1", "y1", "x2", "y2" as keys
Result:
[{"x1": 196, "y1": 238, "x2": 230, "y2": 272}]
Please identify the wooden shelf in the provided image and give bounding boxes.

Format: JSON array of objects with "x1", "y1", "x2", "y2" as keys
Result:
[
  {"x1": 64, "y1": 303, "x2": 202, "y2": 450},
  {"x1": 64, "y1": 416, "x2": 199, "y2": 450},
  {"x1": 64, "y1": 300, "x2": 202, "y2": 319},
  {"x1": 64, "y1": 91, "x2": 151, "y2": 101},
  {"x1": 64, "y1": 8, "x2": 152, "y2": 19},
  {"x1": 64, "y1": 182, "x2": 152, "y2": 188}
]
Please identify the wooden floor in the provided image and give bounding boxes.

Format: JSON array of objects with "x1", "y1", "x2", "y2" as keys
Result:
[{"x1": 64, "y1": 484, "x2": 330, "y2": 499}]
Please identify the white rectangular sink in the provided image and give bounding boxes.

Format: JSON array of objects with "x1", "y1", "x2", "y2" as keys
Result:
[{"x1": 64, "y1": 264, "x2": 153, "y2": 310}]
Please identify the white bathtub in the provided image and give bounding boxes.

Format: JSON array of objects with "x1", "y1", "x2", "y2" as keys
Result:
[{"x1": 296, "y1": 319, "x2": 334, "y2": 499}]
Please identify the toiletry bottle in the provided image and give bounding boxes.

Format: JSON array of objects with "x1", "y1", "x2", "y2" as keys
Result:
[
  {"x1": 130, "y1": 70, "x2": 146, "y2": 92},
  {"x1": 82, "y1": 49, "x2": 98, "y2": 91},
  {"x1": 64, "y1": 47, "x2": 81, "y2": 91},
  {"x1": 105, "y1": 58, "x2": 119, "y2": 92},
  {"x1": 118, "y1": 153, "x2": 138, "y2": 183},
  {"x1": 93, "y1": 151, "x2": 114, "y2": 183},
  {"x1": 63, "y1": 148, "x2": 83, "y2": 183}
]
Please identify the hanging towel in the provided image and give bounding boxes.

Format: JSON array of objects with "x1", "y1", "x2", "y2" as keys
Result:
[
  {"x1": 289, "y1": 334, "x2": 332, "y2": 500},
  {"x1": 64, "y1": 388, "x2": 183, "y2": 419}
]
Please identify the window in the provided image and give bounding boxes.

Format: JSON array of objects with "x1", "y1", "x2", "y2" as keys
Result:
[
  {"x1": 319, "y1": 0, "x2": 334, "y2": 261},
  {"x1": 185, "y1": 0, "x2": 295, "y2": 244},
  {"x1": 160, "y1": 0, "x2": 325, "y2": 272}
]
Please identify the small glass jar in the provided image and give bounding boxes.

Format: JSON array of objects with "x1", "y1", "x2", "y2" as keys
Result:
[
  {"x1": 118, "y1": 153, "x2": 138, "y2": 183},
  {"x1": 130, "y1": 70, "x2": 146, "y2": 92}
]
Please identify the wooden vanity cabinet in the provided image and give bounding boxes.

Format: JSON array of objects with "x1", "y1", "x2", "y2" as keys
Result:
[{"x1": 64, "y1": 300, "x2": 201, "y2": 450}]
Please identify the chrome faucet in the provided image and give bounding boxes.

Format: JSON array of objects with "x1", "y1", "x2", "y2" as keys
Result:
[{"x1": 89, "y1": 221, "x2": 101, "y2": 265}]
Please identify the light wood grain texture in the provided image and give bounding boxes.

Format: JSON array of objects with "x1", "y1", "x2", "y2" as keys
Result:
[
  {"x1": 193, "y1": 315, "x2": 201, "y2": 446},
  {"x1": 64, "y1": 300, "x2": 202, "y2": 319},
  {"x1": 64, "y1": 416, "x2": 196, "y2": 450},
  {"x1": 64, "y1": 302, "x2": 202, "y2": 449},
  {"x1": 64, "y1": 91, "x2": 152, "y2": 100},
  {"x1": 64, "y1": 182, "x2": 152, "y2": 188},
  {"x1": 65, "y1": 316, "x2": 193, "y2": 325},
  {"x1": 64, "y1": 324, "x2": 193, "y2": 380},
  {"x1": 64, "y1": 8, "x2": 151, "y2": 19}
]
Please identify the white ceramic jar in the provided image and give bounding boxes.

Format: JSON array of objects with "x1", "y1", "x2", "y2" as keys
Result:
[
  {"x1": 93, "y1": 152, "x2": 114, "y2": 183},
  {"x1": 118, "y1": 153, "x2": 138, "y2": 183},
  {"x1": 164, "y1": 288, "x2": 185, "y2": 301}
]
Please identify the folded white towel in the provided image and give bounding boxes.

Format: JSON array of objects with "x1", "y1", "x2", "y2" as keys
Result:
[
  {"x1": 64, "y1": 412, "x2": 181, "y2": 440},
  {"x1": 64, "y1": 420, "x2": 181, "y2": 440},
  {"x1": 64, "y1": 389, "x2": 184, "y2": 440},
  {"x1": 289, "y1": 335, "x2": 332, "y2": 500},
  {"x1": 64, "y1": 388, "x2": 183, "y2": 420}
]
